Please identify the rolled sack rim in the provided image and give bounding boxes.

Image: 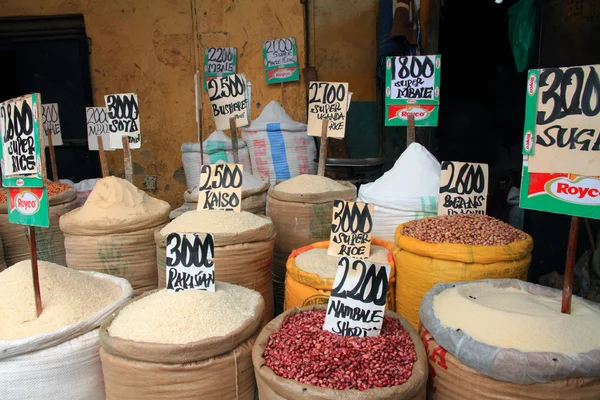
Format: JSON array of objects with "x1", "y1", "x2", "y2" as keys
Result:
[
  {"x1": 184, "y1": 180, "x2": 271, "y2": 204},
  {"x1": 60, "y1": 208, "x2": 171, "y2": 236},
  {"x1": 267, "y1": 180, "x2": 357, "y2": 204}
]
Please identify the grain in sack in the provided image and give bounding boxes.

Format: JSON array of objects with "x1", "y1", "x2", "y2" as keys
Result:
[
  {"x1": 0, "y1": 182, "x2": 78, "y2": 267},
  {"x1": 60, "y1": 176, "x2": 170, "y2": 297},
  {"x1": 419, "y1": 279, "x2": 600, "y2": 399},
  {"x1": 252, "y1": 305, "x2": 427, "y2": 399},
  {"x1": 0, "y1": 260, "x2": 133, "y2": 400},
  {"x1": 99, "y1": 283, "x2": 264, "y2": 399},
  {"x1": 156, "y1": 209, "x2": 275, "y2": 323},
  {"x1": 393, "y1": 214, "x2": 533, "y2": 328},
  {"x1": 267, "y1": 175, "x2": 356, "y2": 315},
  {"x1": 284, "y1": 239, "x2": 396, "y2": 311}
]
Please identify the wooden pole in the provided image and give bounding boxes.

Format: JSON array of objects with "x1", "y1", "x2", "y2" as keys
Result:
[
  {"x1": 229, "y1": 117, "x2": 239, "y2": 164},
  {"x1": 407, "y1": 114, "x2": 416, "y2": 147},
  {"x1": 195, "y1": 71, "x2": 205, "y2": 164},
  {"x1": 46, "y1": 129, "x2": 59, "y2": 181},
  {"x1": 122, "y1": 136, "x2": 134, "y2": 183},
  {"x1": 97, "y1": 136, "x2": 109, "y2": 178},
  {"x1": 29, "y1": 226, "x2": 42, "y2": 317},
  {"x1": 280, "y1": 82, "x2": 285, "y2": 108},
  {"x1": 562, "y1": 216, "x2": 580, "y2": 314},
  {"x1": 317, "y1": 119, "x2": 329, "y2": 177}
]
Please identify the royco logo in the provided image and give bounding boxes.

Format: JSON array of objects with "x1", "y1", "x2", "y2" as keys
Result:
[
  {"x1": 14, "y1": 191, "x2": 41, "y2": 215},
  {"x1": 396, "y1": 107, "x2": 430, "y2": 121},
  {"x1": 16, "y1": 179, "x2": 24, "y2": 187},
  {"x1": 545, "y1": 177, "x2": 600, "y2": 205},
  {"x1": 524, "y1": 130, "x2": 533, "y2": 152},
  {"x1": 271, "y1": 68, "x2": 295, "y2": 79},
  {"x1": 528, "y1": 73, "x2": 537, "y2": 96}
]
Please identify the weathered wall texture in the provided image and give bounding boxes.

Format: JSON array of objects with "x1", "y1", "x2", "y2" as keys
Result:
[{"x1": 0, "y1": 0, "x2": 306, "y2": 207}]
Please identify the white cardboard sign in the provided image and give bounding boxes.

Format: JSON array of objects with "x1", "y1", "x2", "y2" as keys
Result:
[
  {"x1": 438, "y1": 161, "x2": 489, "y2": 215},
  {"x1": 207, "y1": 74, "x2": 250, "y2": 131},
  {"x1": 86, "y1": 107, "x2": 113, "y2": 151},
  {"x1": 104, "y1": 93, "x2": 141, "y2": 149},
  {"x1": 328, "y1": 200, "x2": 374, "y2": 259},
  {"x1": 166, "y1": 232, "x2": 215, "y2": 292},
  {"x1": 198, "y1": 163, "x2": 243, "y2": 212},
  {"x1": 307, "y1": 82, "x2": 349, "y2": 139},
  {"x1": 42, "y1": 103, "x2": 63, "y2": 147}
]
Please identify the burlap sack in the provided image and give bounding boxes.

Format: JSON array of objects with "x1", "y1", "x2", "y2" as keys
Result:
[
  {"x1": 155, "y1": 217, "x2": 275, "y2": 324},
  {"x1": 0, "y1": 187, "x2": 79, "y2": 267},
  {"x1": 252, "y1": 305, "x2": 427, "y2": 400},
  {"x1": 267, "y1": 181, "x2": 356, "y2": 315},
  {"x1": 99, "y1": 289, "x2": 264, "y2": 400}
]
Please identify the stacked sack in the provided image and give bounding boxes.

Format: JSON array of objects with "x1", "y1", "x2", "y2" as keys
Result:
[
  {"x1": 0, "y1": 182, "x2": 79, "y2": 267},
  {"x1": 60, "y1": 177, "x2": 170, "y2": 297},
  {"x1": 100, "y1": 283, "x2": 264, "y2": 399},
  {"x1": 266, "y1": 175, "x2": 356, "y2": 315},
  {"x1": 420, "y1": 279, "x2": 600, "y2": 399},
  {"x1": 0, "y1": 260, "x2": 132, "y2": 399},
  {"x1": 242, "y1": 101, "x2": 317, "y2": 184},
  {"x1": 181, "y1": 130, "x2": 253, "y2": 190},
  {"x1": 358, "y1": 143, "x2": 439, "y2": 242}
]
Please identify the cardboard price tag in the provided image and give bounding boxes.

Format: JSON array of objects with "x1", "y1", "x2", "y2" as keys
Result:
[
  {"x1": 262, "y1": 37, "x2": 300, "y2": 84},
  {"x1": 323, "y1": 256, "x2": 390, "y2": 337},
  {"x1": 328, "y1": 200, "x2": 374, "y2": 258},
  {"x1": 208, "y1": 73, "x2": 250, "y2": 131},
  {"x1": 308, "y1": 82, "x2": 350, "y2": 139},
  {"x1": 166, "y1": 232, "x2": 215, "y2": 292},
  {"x1": 204, "y1": 47, "x2": 237, "y2": 89},
  {"x1": 198, "y1": 163, "x2": 243, "y2": 212},
  {"x1": 438, "y1": 161, "x2": 489, "y2": 216},
  {"x1": 104, "y1": 93, "x2": 141, "y2": 149},
  {"x1": 42, "y1": 103, "x2": 63, "y2": 147},
  {"x1": 86, "y1": 107, "x2": 113, "y2": 151},
  {"x1": 7, "y1": 187, "x2": 50, "y2": 227}
]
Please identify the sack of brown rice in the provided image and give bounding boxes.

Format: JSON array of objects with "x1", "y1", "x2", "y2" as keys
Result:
[
  {"x1": 0, "y1": 182, "x2": 79, "y2": 267},
  {"x1": 0, "y1": 260, "x2": 133, "y2": 400},
  {"x1": 156, "y1": 209, "x2": 275, "y2": 324},
  {"x1": 266, "y1": 174, "x2": 356, "y2": 315},
  {"x1": 60, "y1": 176, "x2": 171, "y2": 297},
  {"x1": 99, "y1": 283, "x2": 264, "y2": 399}
]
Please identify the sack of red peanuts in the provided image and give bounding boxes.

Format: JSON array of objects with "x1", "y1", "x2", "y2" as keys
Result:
[{"x1": 252, "y1": 305, "x2": 427, "y2": 399}]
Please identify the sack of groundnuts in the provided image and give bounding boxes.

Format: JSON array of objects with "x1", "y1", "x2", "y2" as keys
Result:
[
  {"x1": 252, "y1": 305, "x2": 427, "y2": 399},
  {"x1": 393, "y1": 214, "x2": 533, "y2": 328},
  {"x1": 0, "y1": 182, "x2": 79, "y2": 267}
]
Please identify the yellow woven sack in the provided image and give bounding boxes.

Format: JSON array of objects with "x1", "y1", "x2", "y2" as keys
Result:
[
  {"x1": 393, "y1": 222, "x2": 533, "y2": 329},
  {"x1": 284, "y1": 238, "x2": 396, "y2": 311}
]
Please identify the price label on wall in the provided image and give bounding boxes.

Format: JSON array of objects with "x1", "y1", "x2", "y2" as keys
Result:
[
  {"x1": 166, "y1": 232, "x2": 215, "y2": 292},
  {"x1": 204, "y1": 47, "x2": 237, "y2": 89},
  {"x1": 307, "y1": 82, "x2": 350, "y2": 138},
  {"x1": 438, "y1": 161, "x2": 489, "y2": 216},
  {"x1": 86, "y1": 107, "x2": 113, "y2": 151},
  {"x1": 198, "y1": 163, "x2": 243, "y2": 212},
  {"x1": 328, "y1": 200, "x2": 374, "y2": 258},
  {"x1": 41, "y1": 103, "x2": 63, "y2": 147},
  {"x1": 323, "y1": 257, "x2": 390, "y2": 337},
  {"x1": 104, "y1": 93, "x2": 141, "y2": 149},
  {"x1": 262, "y1": 37, "x2": 300, "y2": 84},
  {"x1": 208, "y1": 73, "x2": 250, "y2": 131}
]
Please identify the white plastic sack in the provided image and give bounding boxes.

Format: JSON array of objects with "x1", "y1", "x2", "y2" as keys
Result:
[
  {"x1": 181, "y1": 131, "x2": 253, "y2": 190},
  {"x1": 420, "y1": 279, "x2": 600, "y2": 384},
  {"x1": 358, "y1": 143, "x2": 440, "y2": 241},
  {"x1": 0, "y1": 272, "x2": 133, "y2": 399},
  {"x1": 59, "y1": 179, "x2": 99, "y2": 207},
  {"x1": 242, "y1": 101, "x2": 317, "y2": 183}
]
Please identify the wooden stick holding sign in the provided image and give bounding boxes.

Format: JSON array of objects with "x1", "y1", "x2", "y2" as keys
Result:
[
  {"x1": 317, "y1": 119, "x2": 329, "y2": 177},
  {"x1": 29, "y1": 227, "x2": 43, "y2": 316},
  {"x1": 328, "y1": 200, "x2": 374, "y2": 259},
  {"x1": 407, "y1": 114, "x2": 416, "y2": 146},
  {"x1": 562, "y1": 216, "x2": 580, "y2": 314},
  {"x1": 195, "y1": 71, "x2": 205, "y2": 163},
  {"x1": 438, "y1": 161, "x2": 489, "y2": 216},
  {"x1": 97, "y1": 136, "x2": 109, "y2": 177},
  {"x1": 229, "y1": 117, "x2": 239, "y2": 164},
  {"x1": 122, "y1": 136, "x2": 134, "y2": 183},
  {"x1": 46, "y1": 129, "x2": 59, "y2": 181}
]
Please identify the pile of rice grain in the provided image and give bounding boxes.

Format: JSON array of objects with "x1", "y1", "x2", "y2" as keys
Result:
[
  {"x1": 273, "y1": 175, "x2": 348, "y2": 195},
  {"x1": 296, "y1": 245, "x2": 390, "y2": 278},
  {"x1": 107, "y1": 282, "x2": 261, "y2": 344},
  {"x1": 161, "y1": 209, "x2": 270, "y2": 236},
  {"x1": 0, "y1": 260, "x2": 122, "y2": 340}
]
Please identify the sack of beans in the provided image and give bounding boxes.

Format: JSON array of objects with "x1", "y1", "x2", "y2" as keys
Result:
[
  {"x1": 252, "y1": 305, "x2": 427, "y2": 399},
  {"x1": 169, "y1": 171, "x2": 270, "y2": 219},
  {"x1": 284, "y1": 239, "x2": 396, "y2": 311},
  {"x1": 181, "y1": 130, "x2": 253, "y2": 190},
  {"x1": 99, "y1": 283, "x2": 264, "y2": 399},
  {"x1": 0, "y1": 260, "x2": 133, "y2": 400},
  {"x1": 0, "y1": 182, "x2": 79, "y2": 267},
  {"x1": 267, "y1": 175, "x2": 357, "y2": 315},
  {"x1": 60, "y1": 176, "x2": 170, "y2": 297},
  {"x1": 393, "y1": 214, "x2": 533, "y2": 328},
  {"x1": 156, "y1": 210, "x2": 275, "y2": 323},
  {"x1": 419, "y1": 279, "x2": 600, "y2": 399}
]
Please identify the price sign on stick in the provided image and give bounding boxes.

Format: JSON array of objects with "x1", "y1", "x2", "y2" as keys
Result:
[
  {"x1": 328, "y1": 200, "x2": 374, "y2": 258},
  {"x1": 86, "y1": 107, "x2": 113, "y2": 151},
  {"x1": 198, "y1": 163, "x2": 243, "y2": 212},
  {"x1": 308, "y1": 82, "x2": 350, "y2": 139},
  {"x1": 166, "y1": 233, "x2": 215, "y2": 292},
  {"x1": 208, "y1": 74, "x2": 250, "y2": 131},
  {"x1": 323, "y1": 257, "x2": 390, "y2": 337},
  {"x1": 438, "y1": 161, "x2": 489, "y2": 215},
  {"x1": 105, "y1": 93, "x2": 141, "y2": 150},
  {"x1": 204, "y1": 47, "x2": 237, "y2": 89},
  {"x1": 41, "y1": 103, "x2": 63, "y2": 146},
  {"x1": 262, "y1": 37, "x2": 300, "y2": 84}
]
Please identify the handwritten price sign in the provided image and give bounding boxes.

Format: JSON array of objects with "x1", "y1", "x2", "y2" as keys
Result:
[
  {"x1": 438, "y1": 161, "x2": 489, "y2": 216},
  {"x1": 208, "y1": 74, "x2": 249, "y2": 131},
  {"x1": 262, "y1": 37, "x2": 300, "y2": 84},
  {"x1": 308, "y1": 82, "x2": 350, "y2": 138},
  {"x1": 204, "y1": 47, "x2": 236, "y2": 89},
  {"x1": 166, "y1": 233, "x2": 215, "y2": 292},
  {"x1": 104, "y1": 93, "x2": 141, "y2": 149},
  {"x1": 328, "y1": 200, "x2": 374, "y2": 258},
  {"x1": 198, "y1": 163, "x2": 243, "y2": 212}
]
